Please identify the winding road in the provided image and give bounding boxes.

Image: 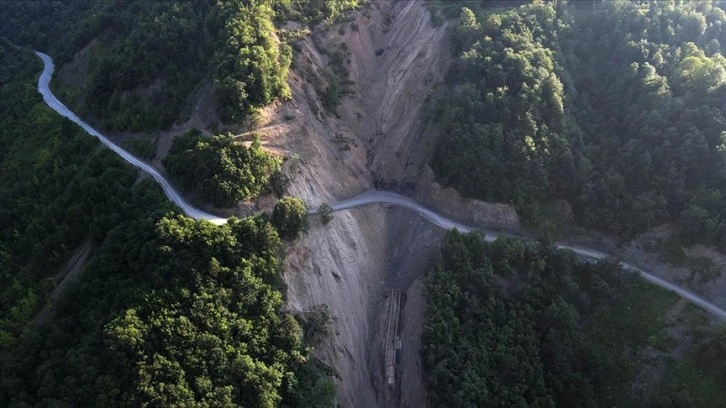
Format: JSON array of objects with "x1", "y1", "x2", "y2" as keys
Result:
[
  {"x1": 35, "y1": 51, "x2": 726, "y2": 321},
  {"x1": 35, "y1": 52, "x2": 227, "y2": 225}
]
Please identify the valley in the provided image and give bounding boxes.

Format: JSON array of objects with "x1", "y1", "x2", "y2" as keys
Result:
[{"x1": 4, "y1": 1, "x2": 726, "y2": 407}]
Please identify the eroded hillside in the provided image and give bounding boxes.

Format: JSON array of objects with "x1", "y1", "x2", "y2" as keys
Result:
[
  {"x1": 247, "y1": 1, "x2": 520, "y2": 405},
  {"x1": 1, "y1": 1, "x2": 521, "y2": 406},
  {"x1": 277, "y1": 2, "x2": 451, "y2": 405}
]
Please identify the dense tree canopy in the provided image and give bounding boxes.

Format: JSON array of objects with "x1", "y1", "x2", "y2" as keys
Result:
[
  {"x1": 433, "y1": 2, "x2": 566, "y2": 223},
  {"x1": 212, "y1": 0, "x2": 292, "y2": 123},
  {"x1": 0, "y1": 39, "x2": 147, "y2": 347},
  {"x1": 163, "y1": 131, "x2": 281, "y2": 208},
  {"x1": 275, "y1": 0, "x2": 363, "y2": 25},
  {"x1": 424, "y1": 232, "x2": 617, "y2": 407},
  {"x1": 0, "y1": 43, "x2": 335, "y2": 408},
  {"x1": 432, "y1": 1, "x2": 726, "y2": 248},
  {"x1": 1, "y1": 208, "x2": 333, "y2": 407},
  {"x1": 424, "y1": 231, "x2": 726, "y2": 407},
  {"x1": 0, "y1": 0, "x2": 363, "y2": 130},
  {"x1": 271, "y1": 197, "x2": 309, "y2": 240}
]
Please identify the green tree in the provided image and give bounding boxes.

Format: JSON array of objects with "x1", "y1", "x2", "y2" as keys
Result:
[
  {"x1": 213, "y1": 1, "x2": 292, "y2": 123},
  {"x1": 423, "y1": 232, "x2": 635, "y2": 407},
  {"x1": 456, "y1": 7, "x2": 481, "y2": 51},
  {"x1": 0, "y1": 43, "x2": 337, "y2": 407},
  {"x1": 163, "y1": 131, "x2": 281, "y2": 207},
  {"x1": 272, "y1": 197, "x2": 309, "y2": 240},
  {"x1": 318, "y1": 203, "x2": 334, "y2": 225}
]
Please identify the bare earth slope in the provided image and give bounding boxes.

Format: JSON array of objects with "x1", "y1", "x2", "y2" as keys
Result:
[
  {"x1": 273, "y1": 1, "x2": 522, "y2": 405},
  {"x1": 334, "y1": 0, "x2": 448, "y2": 184},
  {"x1": 268, "y1": 1, "x2": 470, "y2": 406},
  {"x1": 49, "y1": 3, "x2": 465, "y2": 404}
]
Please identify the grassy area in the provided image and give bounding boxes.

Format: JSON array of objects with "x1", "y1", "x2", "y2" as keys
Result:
[
  {"x1": 590, "y1": 279, "x2": 677, "y2": 355},
  {"x1": 588, "y1": 276, "x2": 726, "y2": 406}
]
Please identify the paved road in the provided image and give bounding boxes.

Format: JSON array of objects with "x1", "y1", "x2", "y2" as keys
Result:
[
  {"x1": 327, "y1": 190, "x2": 478, "y2": 234},
  {"x1": 327, "y1": 190, "x2": 726, "y2": 321},
  {"x1": 36, "y1": 51, "x2": 726, "y2": 321},
  {"x1": 35, "y1": 52, "x2": 227, "y2": 225}
]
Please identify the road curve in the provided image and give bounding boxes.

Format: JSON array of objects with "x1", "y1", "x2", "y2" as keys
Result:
[
  {"x1": 35, "y1": 51, "x2": 227, "y2": 225},
  {"x1": 325, "y1": 190, "x2": 726, "y2": 321},
  {"x1": 557, "y1": 244, "x2": 726, "y2": 320},
  {"x1": 328, "y1": 190, "x2": 478, "y2": 234},
  {"x1": 35, "y1": 51, "x2": 726, "y2": 320}
]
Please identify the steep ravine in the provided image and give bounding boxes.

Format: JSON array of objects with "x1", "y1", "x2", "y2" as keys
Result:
[
  {"x1": 260, "y1": 0, "x2": 520, "y2": 406},
  {"x1": 271, "y1": 1, "x2": 470, "y2": 406},
  {"x1": 45, "y1": 0, "x2": 519, "y2": 405},
  {"x1": 45, "y1": 3, "x2": 462, "y2": 404}
]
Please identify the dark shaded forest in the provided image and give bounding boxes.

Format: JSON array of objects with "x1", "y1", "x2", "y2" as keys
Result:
[
  {"x1": 423, "y1": 231, "x2": 726, "y2": 407},
  {"x1": 432, "y1": 0, "x2": 726, "y2": 248}
]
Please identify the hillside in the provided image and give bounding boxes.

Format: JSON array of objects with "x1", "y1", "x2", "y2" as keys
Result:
[
  {"x1": 431, "y1": 0, "x2": 726, "y2": 249},
  {"x1": 424, "y1": 231, "x2": 726, "y2": 407},
  {"x1": 0, "y1": 0, "x2": 360, "y2": 132},
  {"x1": 0, "y1": 38, "x2": 341, "y2": 407},
  {"x1": 3, "y1": 0, "x2": 726, "y2": 407}
]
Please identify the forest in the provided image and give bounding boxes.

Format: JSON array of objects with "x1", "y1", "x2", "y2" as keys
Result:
[
  {"x1": 0, "y1": 0, "x2": 362, "y2": 131},
  {"x1": 0, "y1": 34, "x2": 335, "y2": 408},
  {"x1": 163, "y1": 131, "x2": 282, "y2": 208},
  {"x1": 423, "y1": 231, "x2": 726, "y2": 407},
  {"x1": 0, "y1": 1, "x2": 371, "y2": 405},
  {"x1": 432, "y1": 0, "x2": 726, "y2": 248}
]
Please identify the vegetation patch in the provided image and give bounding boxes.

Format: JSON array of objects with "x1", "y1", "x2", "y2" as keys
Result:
[
  {"x1": 670, "y1": 334, "x2": 726, "y2": 408},
  {"x1": 321, "y1": 43, "x2": 354, "y2": 112},
  {"x1": 0, "y1": 47, "x2": 338, "y2": 408},
  {"x1": 163, "y1": 130, "x2": 281, "y2": 208},
  {"x1": 212, "y1": 1, "x2": 292, "y2": 123},
  {"x1": 318, "y1": 203, "x2": 334, "y2": 225},
  {"x1": 272, "y1": 197, "x2": 309, "y2": 240},
  {"x1": 120, "y1": 137, "x2": 157, "y2": 160},
  {"x1": 0, "y1": 42, "x2": 147, "y2": 346},
  {"x1": 0, "y1": 0, "x2": 364, "y2": 131}
]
